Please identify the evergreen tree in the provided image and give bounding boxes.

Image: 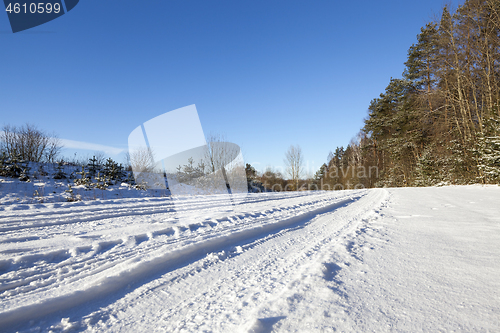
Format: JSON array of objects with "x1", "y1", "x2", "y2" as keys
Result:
[
  {"x1": 333, "y1": 147, "x2": 344, "y2": 169},
  {"x1": 245, "y1": 163, "x2": 257, "y2": 180},
  {"x1": 125, "y1": 171, "x2": 136, "y2": 186},
  {"x1": 404, "y1": 23, "x2": 439, "y2": 104},
  {"x1": 87, "y1": 156, "x2": 100, "y2": 177},
  {"x1": 414, "y1": 145, "x2": 442, "y2": 186},
  {"x1": 4, "y1": 153, "x2": 30, "y2": 181},
  {"x1": 176, "y1": 158, "x2": 205, "y2": 183},
  {"x1": 74, "y1": 166, "x2": 91, "y2": 188},
  {"x1": 103, "y1": 158, "x2": 125, "y2": 184},
  {"x1": 245, "y1": 163, "x2": 264, "y2": 192},
  {"x1": 363, "y1": 78, "x2": 419, "y2": 186},
  {"x1": 344, "y1": 1, "x2": 500, "y2": 188},
  {"x1": 315, "y1": 163, "x2": 327, "y2": 180},
  {"x1": 313, "y1": 163, "x2": 327, "y2": 185},
  {"x1": 53, "y1": 161, "x2": 67, "y2": 179},
  {"x1": 0, "y1": 152, "x2": 8, "y2": 177},
  {"x1": 93, "y1": 171, "x2": 109, "y2": 190},
  {"x1": 477, "y1": 117, "x2": 500, "y2": 183}
]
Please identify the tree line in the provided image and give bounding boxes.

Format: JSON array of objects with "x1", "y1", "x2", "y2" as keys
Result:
[
  {"x1": 251, "y1": 0, "x2": 499, "y2": 191},
  {"x1": 315, "y1": 0, "x2": 500, "y2": 189}
]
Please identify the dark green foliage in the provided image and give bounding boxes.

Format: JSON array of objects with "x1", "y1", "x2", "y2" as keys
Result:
[
  {"x1": 74, "y1": 166, "x2": 91, "y2": 188},
  {"x1": 245, "y1": 163, "x2": 256, "y2": 180},
  {"x1": 125, "y1": 171, "x2": 136, "y2": 186},
  {"x1": 87, "y1": 156, "x2": 100, "y2": 178},
  {"x1": 53, "y1": 161, "x2": 67, "y2": 179},
  {"x1": 93, "y1": 171, "x2": 109, "y2": 190},
  {"x1": 8, "y1": 154, "x2": 24, "y2": 178},
  {"x1": 313, "y1": 164, "x2": 327, "y2": 185},
  {"x1": 0, "y1": 152, "x2": 8, "y2": 176},
  {"x1": 404, "y1": 23, "x2": 439, "y2": 95},
  {"x1": 73, "y1": 157, "x2": 126, "y2": 190},
  {"x1": 0, "y1": 152, "x2": 30, "y2": 181},
  {"x1": 245, "y1": 163, "x2": 265, "y2": 192},
  {"x1": 355, "y1": 1, "x2": 500, "y2": 187},
  {"x1": 103, "y1": 158, "x2": 125, "y2": 184},
  {"x1": 476, "y1": 117, "x2": 500, "y2": 183}
]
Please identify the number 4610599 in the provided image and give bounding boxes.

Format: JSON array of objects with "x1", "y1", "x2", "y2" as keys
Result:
[{"x1": 5, "y1": 2, "x2": 61, "y2": 14}]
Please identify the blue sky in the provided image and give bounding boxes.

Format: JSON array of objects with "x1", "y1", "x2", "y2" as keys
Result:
[{"x1": 0, "y1": 0, "x2": 464, "y2": 176}]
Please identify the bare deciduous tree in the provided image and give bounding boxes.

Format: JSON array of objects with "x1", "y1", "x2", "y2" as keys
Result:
[
  {"x1": 284, "y1": 144, "x2": 304, "y2": 191},
  {"x1": 0, "y1": 123, "x2": 62, "y2": 162},
  {"x1": 129, "y1": 147, "x2": 157, "y2": 174},
  {"x1": 129, "y1": 146, "x2": 166, "y2": 189},
  {"x1": 204, "y1": 133, "x2": 233, "y2": 173},
  {"x1": 203, "y1": 133, "x2": 246, "y2": 194}
]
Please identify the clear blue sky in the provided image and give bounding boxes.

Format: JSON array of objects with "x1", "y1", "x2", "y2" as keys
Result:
[{"x1": 0, "y1": 0, "x2": 463, "y2": 176}]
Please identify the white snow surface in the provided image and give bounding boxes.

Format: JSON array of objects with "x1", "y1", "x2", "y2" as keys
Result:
[{"x1": 0, "y1": 186, "x2": 499, "y2": 332}]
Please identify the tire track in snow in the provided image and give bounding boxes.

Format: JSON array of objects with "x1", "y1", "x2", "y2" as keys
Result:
[
  {"x1": 81, "y1": 189, "x2": 389, "y2": 333},
  {"x1": 0, "y1": 191, "x2": 313, "y2": 225},
  {"x1": 0, "y1": 192, "x2": 328, "y2": 234},
  {"x1": 0, "y1": 191, "x2": 363, "y2": 330}
]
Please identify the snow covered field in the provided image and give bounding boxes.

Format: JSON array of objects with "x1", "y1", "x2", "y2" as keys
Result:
[{"x1": 0, "y1": 186, "x2": 499, "y2": 332}]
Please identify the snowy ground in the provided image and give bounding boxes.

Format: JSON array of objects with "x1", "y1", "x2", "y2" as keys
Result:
[{"x1": 0, "y1": 186, "x2": 499, "y2": 332}]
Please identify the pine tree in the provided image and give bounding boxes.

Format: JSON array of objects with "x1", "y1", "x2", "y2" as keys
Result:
[
  {"x1": 125, "y1": 171, "x2": 136, "y2": 186},
  {"x1": 245, "y1": 163, "x2": 257, "y2": 180},
  {"x1": 5, "y1": 153, "x2": 30, "y2": 181},
  {"x1": 363, "y1": 78, "x2": 419, "y2": 186},
  {"x1": 404, "y1": 23, "x2": 439, "y2": 110},
  {"x1": 74, "y1": 166, "x2": 91, "y2": 188},
  {"x1": 477, "y1": 117, "x2": 500, "y2": 183},
  {"x1": 87, "y1": 156, "x2": 100, "y2": 177},
  {"x1": 53, "y1": 161, "x2": 67, "y2": 179},
  {"x1": 414, "y1": 146, "x2": 441, "y2": 186},
  {"x1": 103, "y1": 158, "x2": 124, "y2": 184},
  {"x1": 0, "y1": 152, "x2": 8, "y2": 177},
  {"x1": 93, "y1": 171, "x2": 109, "y2": 190},
  {"x1": 245, "y1": 163, "x2": 264, "y2": 192},
  {"x1": 313, "y1": 163, "x2": 327, "y2": 185},
  {"x1": 176, "y1": 157, "x2": 205, "y2": 183}
]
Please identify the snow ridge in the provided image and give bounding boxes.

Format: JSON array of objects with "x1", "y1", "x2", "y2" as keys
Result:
[{"x1": 0, "y1": 190, "x2": 365, "y2": 330}]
